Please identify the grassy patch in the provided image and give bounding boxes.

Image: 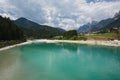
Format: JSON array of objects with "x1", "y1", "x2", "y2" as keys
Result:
[
  {"x1": 88, "y1": 33, "x2": 115, "y2": 37},
  {"x1": 86, "y1": 33, "x2": 115, "y2": 40}
]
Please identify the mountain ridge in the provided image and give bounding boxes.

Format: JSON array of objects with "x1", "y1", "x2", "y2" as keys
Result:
[
  {"x1": 14, "y1": 17, "x2": 66, "y2": 39},
  {"x1": 77, "y1": 11, "x2": 120, "y2": 33}
]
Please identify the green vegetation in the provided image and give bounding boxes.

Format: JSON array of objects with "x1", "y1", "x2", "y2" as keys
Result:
[
  {"x1": 88, "y1": 33, "x2": 115, "y2": 37},
  {"x1": 76, "y1": 36, "x2": 87, "y2": 40},
  {"x1": 0, "y1": 40, "x2": 23, "y2": 48},
  {"x1": 0, "y1": 16, "x2": 65, "y2": 48},
  {"x1": 0, "y1": 16, "x2": 26, "y2": 48},
  {"x1": 69, "y1": 36, "x2": 87, "y2": 40},
  {"x1": 19, "y1": 26, "x2": 63, "y2": 39},
  {"x1": 0, "y1": 16, "x2": 25, "y2": 41},
  {"x1": 86, "y1": 32, "x2": 118, "y2": 40},
  {"x1": 15, "y1": 18, "x2": 64, "y2": 39},
  {"x1": 63, "y1": 30, "x2": 77, "y2": 39},
  {"x1": 52, "y1": 30, "x2": 87, "y2": 41},
  {"x1": 1, "y1": 12, "x2": 120, "y2": 48}
]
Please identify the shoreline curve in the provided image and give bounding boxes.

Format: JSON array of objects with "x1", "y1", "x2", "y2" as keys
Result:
[{"x1": 0, "y1": 39, "x2": 120, "y2": 52}]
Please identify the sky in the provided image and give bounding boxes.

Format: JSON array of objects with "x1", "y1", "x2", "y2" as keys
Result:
[{"x1": 0, "y1": 0, "x2": 120, "y2": 30}]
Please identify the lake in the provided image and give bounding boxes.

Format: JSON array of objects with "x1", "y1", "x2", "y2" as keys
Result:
[{"x1": 0, "y1": 42, "x2": 120, "y2": 80}]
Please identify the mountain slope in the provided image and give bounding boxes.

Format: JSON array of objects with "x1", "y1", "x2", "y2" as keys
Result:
[
  {"x1": 91, "y1": 18, "x2": 114, "y2": 31},
  {"x1": 14, "y1": 18, "x2": 64, "y2": 39},
  {"x1": 77, "y1": 21, "x2": 98, "y2": 33},
  {"x1": 15, "y1": 17, "x2": 43, "y2": 29},
  {"x1": 105, "y1": 17, "x2": 120, "y2": 29},
  {"x1": 78, "y1": 11, "x2": 120, "y2": 33},
  {"x1": 106, "y1": 11, "x2": 120, "y2": 29},
  {"x1": 56, "y1": 27, "x2": 66, "y2": 33}
]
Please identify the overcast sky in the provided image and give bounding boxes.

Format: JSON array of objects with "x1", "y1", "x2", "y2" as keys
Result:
[{"x1": 0, "y1": 0, "x2": 120, "y2": 30}]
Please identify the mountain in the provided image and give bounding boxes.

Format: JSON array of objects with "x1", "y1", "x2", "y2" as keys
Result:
[
  {"x1": 114, "y1": 11, "x2": 120, "y2": 20},
  {"x1": 56, "y1": 27, "x2": 66, "y2": 33},
  {"x1": 77, "y1": 11, "x2": 120, "y2": 33},
  {"x1": 0, "y1": 16, "x2": 24, "y2": 41},
  {"x1": 105, "y1": 17, "x2": 120, "y2": 30},
  {"x1": 77, "y1": 21, "x2": 98, "y2": 33},
  {"x1": 77, "y1": 23, "x2": 91, "y2": 33},
  {"x1": 14, "y1": 18, "x2": 64, "y2": 39},
  {"x1": 15, "y1": 17, "x2": 43, "y2": 29},
  {"x1": 91, "y1": 18, "x2": 114, "y2": 31},
  {"x1": 99, "y1": 11, "x2": 120, "y2": 30}
]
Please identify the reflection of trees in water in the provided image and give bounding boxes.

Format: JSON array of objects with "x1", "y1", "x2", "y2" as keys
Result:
[
  {"x1": 77, "y1": 45, "x2": 120, "y2": 67},
  {"x1": 0, "y1": 43, "x2": 120, "y2": 80},
  {"x1": 61, "y1": 43, "x2": 120, "y2": 65},
  {"x1": 62, "y1": 43, "x2": 78, "y2": 53}
]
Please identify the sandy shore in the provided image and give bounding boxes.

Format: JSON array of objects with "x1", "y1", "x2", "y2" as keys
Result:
[
  {"x1": 0, "y1": 39, "x2": 120, "y2": 51},
  {"x1": 0, "y1": 41, "x2": 33, "y2": 52},
  {"x1": 33, "y1": 39, "x2": 120, "y2": 46}
]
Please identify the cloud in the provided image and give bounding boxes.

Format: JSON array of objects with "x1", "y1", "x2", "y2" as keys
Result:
[{"x1": 0, "y1": 0, "x2": 120, "y2": 30}]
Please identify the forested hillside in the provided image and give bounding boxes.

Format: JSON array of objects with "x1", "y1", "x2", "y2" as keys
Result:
[
  {"x1": 14, "y1": 18, "x2": 65, "y2": 39},
  {"x1": 0, "y1": 16, "x2": 24, "y2": 41}
]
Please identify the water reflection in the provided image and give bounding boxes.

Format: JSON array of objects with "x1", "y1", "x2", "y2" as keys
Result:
[{"x1": 0, "y1": 43, "x2": 120, "y2": 80}]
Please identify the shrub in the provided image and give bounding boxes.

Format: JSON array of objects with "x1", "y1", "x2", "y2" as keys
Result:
[
  {"x1": 63, "y1": 30, "x2": 77, "y2": 39},
  {"x1": 0, "y1": 40, "x2": 24, "y2": 48},
  {"x1": 70, "y1": 36, "x2": 78, "y2": 40},
  {"x1": 77, "y1": 36, "x2": 87, "y2": 41}
]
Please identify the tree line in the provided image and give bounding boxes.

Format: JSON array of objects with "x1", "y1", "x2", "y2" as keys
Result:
[{"x1": 0, "y1": 16, "x2": 25, "y2": 41}]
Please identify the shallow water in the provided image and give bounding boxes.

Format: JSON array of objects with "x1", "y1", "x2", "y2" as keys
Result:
[{"x1": 0, "y1": 43, "x2": 120, "y2": 80}]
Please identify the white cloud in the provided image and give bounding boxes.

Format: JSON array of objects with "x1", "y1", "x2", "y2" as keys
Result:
[
  {"x1": 0, "y1": 13, "x2": 16, "y2": 19},
  {"x1": 0, "y1": 0, "x2": 120, "y2": 30}
]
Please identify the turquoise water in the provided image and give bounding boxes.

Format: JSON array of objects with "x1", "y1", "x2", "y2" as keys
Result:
[{"x1": 0, "y1": 43, "x2": 120, "y2": 80}]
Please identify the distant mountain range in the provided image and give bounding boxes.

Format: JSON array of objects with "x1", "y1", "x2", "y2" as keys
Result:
[
  {"x1": 1, "y1": 10, "x2": 120, "y2": 41},
  {"x1": 77, "y1": 21, "x2": 98, "y2": 33},
  {"x1": 14, "y1": 18, "x2": 66, "y2": 39},
  {"x1": 77, "y1": 11, "x2": 120, "y2": 33}
]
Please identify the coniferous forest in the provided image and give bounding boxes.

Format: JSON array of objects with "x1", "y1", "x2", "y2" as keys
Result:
[
  {"x1": 0, "y1": 10, "x2": 120, "y2": 48},
  {"x1": 0, "y1": 16, "x2": 65, "y2": 48},
  {"x1": 0, "y1": 16, "x2": 24, "y2": 41},
  {"x1": 0, "y1": 16, "x2": 26, "y2": 48}
]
